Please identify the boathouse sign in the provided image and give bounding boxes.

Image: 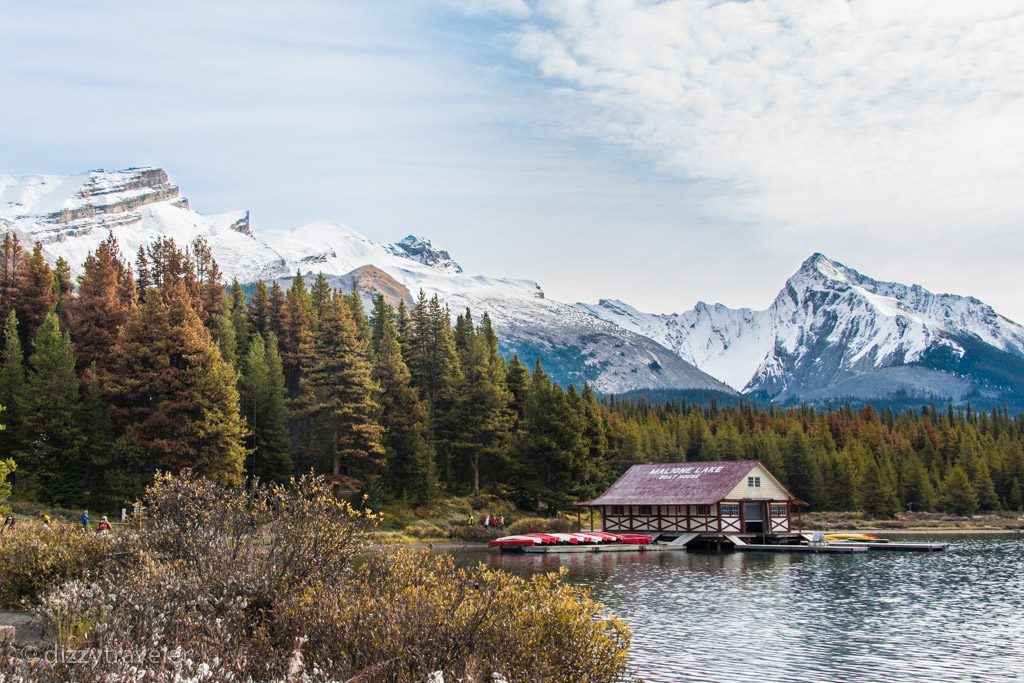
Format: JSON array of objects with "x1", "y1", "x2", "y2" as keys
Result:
[{"x1": 648, "y1": 465, "x2": 724, "y2": 481}]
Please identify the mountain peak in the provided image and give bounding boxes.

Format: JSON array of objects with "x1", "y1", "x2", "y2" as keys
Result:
[
  {"x1": 387, "y1": 234, "x2": 462, "y2": 273},
  {"x1": 792, "y1": 252, "x2": 867, "y2": 288}
]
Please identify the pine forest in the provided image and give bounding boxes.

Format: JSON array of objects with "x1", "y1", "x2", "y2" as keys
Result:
[{"x1": 1, "y1": 233, "x2": 1022, "y2": 518}]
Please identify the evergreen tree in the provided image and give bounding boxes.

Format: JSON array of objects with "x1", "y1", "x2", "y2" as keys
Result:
[
  {"x1": 269, "y1": 281, "x2": 288, "y2": 339},
  {"x1": 345, "y1": 284, "x2": 372, "y2": 347},
  {"x1": 18, "y1": 312, "x2": 84, "y2": 505},
  {"x1": 857, "y1": 453, "x2": 900, "y2": 518},
  {"x1": 307, "y1": 291, "x2": 383, "y2": 492},
  {"x1": 107, "y1": 284, "x2": 248, "y2": 484},
  {"x1": 66, "y1": 235, "x2": 136, "y2": 371},
  {"x1": 15, "y1": 243, "x2": 58, "y2": 343},
  {"x1": 240, "y1": 333, "x2": 293, "y2": 483},
  {"x1": 454, "y1": 318, "x2": 513, "y2": 495},
  {"x1": 899, "y1": 452, "x2": 935, "y2": 511},
  {"x1": 228, "y1": 279, "x2": 252, "y2": 362},
  {"x1": 248, "y1": 281, "x2": 272, "y2": 338},
  {"x1": 310, "y1": 273, "x2": 332, "y2": 319},
  {"x1": 52, "y1": 256, "x2": 73, "y2": 322},
  {"x1": 514, "y1": 360, "x2": 587, "y2": 512},
  {"x1": 505, "y1": 354, "x2": 530, "y2": 424},
  {"x1": 79, "y1": 366, "x2": 119, "y2": 511},
  {"x1": 936, "y1": 465, "x2": 978, "y2": 515},
  {"x1": 0, "y1": 311, "x2": 25, "y2": 461},
  {"x1": 373, "y1": 309, "x2": 436, "y2": 504}
]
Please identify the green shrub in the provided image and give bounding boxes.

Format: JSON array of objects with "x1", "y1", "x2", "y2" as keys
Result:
[{"x1": 507, "y1": 516, "x2": 574, "y2": 535}]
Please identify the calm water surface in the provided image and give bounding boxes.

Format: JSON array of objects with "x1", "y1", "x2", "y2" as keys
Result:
[{"x1": 446, "y1": 534, "x2": 1024, "y2": 682}]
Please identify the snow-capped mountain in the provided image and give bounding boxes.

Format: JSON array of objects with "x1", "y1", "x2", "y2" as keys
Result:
[
  {"x1": 580, "y1": 254, "x2": 1024, "y2": 407},
  {"x1": 1, "y1": 167, "x2": 731, "y2": 395}
]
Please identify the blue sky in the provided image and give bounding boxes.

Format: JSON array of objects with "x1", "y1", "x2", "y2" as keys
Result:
[{"x1": 2, "y1": 0, "x2": 1023, "y2": 321}]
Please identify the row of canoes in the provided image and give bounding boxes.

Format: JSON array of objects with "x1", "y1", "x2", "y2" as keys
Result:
[{"x1": 487, "y1": 531, "x2": 654, "y2": 548}]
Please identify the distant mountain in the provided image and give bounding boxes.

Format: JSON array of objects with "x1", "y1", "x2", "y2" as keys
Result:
[
  {"x1": 1, "y1": 167, "x2": 732, "y2": 396},
  {"x1": 579, "y1": 254, "x2": 1024, "y2": 409}
]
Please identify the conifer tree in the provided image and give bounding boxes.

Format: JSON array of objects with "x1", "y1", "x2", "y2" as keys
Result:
[
  {"x1": 899, "y1": 452, "x2": 935, "y2": 511},
  {"x1": 310, "y1": 273, "x2": 332, "y2": 319},
  {"x1": 0, "y1": 311, "x2": 25, "y2": 466},
  {"x1": 936, "y1": 465, "x2": 979, "y2": 515},
  {"x1": 454, "y1": 315, "x2": 513, "y2": 495},
  {"x1": 190, "y1": 237, "x2": 225, "y2": 323},
  {"x1": 52, "y1": 256, "x2": 73, "y2": 322},
  {"x1": 18, "y1": 312, "x2": 84, "y2": 505},
  {"x1": 66, "y1": 235, "x2": 136, "y2": 371},
  {"x1": 373, "y1": 307, "x2": 436, "y2": 503},
  {"x1": 368, "y1": 293, "x2": 392, "y2": 355},
  {"x1": 514, "y1": 360, "x2": 587, "y2": 512},
  {"x1": 240, "y1": 333, "x2": 293, "y2": 483},
  {"x1": 307, "y1": 291, "x2": 383, "y2": 491},
  {"x1": 79, "y1": 366, "x2": 118, "y2": 510},
  {"x1": 228, "y1": 279, "x2": 252, "y2": 362},
  {"x1": 269, "y1": 281, "x2": 288, "y2": 339},
  {"x1": 209, "y1": 290, "x2": 238, "y2": 367},
  {"x1": 248, "y1": 281, "x2": 272, "y2": 338},
  {"x1": 505, "y1": 354, "x2": 529, "y2": 424},
  {"x1": 14, "y1": 243, "x2": 58, "y2": 343},
  {"x1": 856, "y1": 452, "x2": 900, "y2": 518},
  {"x1": 107, "y1": 284, "x2": 248, "y2": 485},
  {"x1": 346, "y1": 284, "x2": 372, "y2": 347},
  {"x1": 0, "y1": 234, "x2": 25, "y2": 323}
]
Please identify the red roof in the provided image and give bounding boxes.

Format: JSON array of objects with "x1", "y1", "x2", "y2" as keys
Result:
[{"x1": 581, "y1": 460, "x2": 774, "y2": 506}]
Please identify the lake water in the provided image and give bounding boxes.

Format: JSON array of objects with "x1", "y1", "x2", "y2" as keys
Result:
[{"x1": 446, "y1": 534, "x2": 1024, "y2": 682}]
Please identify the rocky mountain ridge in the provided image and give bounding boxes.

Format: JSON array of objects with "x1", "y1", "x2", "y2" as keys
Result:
[{"x1": 1, "y1": 167, "x2": 731, "y2": 396}]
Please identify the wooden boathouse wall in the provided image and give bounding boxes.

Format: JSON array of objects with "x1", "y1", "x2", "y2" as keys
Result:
[{"x1": 580, "y1": 461, "x2": 802, "y2": 537}]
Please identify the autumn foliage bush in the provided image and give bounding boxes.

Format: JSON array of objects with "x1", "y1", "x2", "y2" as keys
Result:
[
  {"x1": 0, "y1": 520, "x2": 134, "y2": 608},
  {"x1": 1, "y1": 472, "x2": 633, "y2": 682}
]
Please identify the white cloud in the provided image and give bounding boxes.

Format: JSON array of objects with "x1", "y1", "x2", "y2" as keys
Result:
[{"x1": 512, "y1": 0, "x2": 1024, "y2": 316}]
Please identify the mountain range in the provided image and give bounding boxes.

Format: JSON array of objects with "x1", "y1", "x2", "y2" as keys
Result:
[{"x1": 3, "y1": 166, "x2": 1023, "y2": 409}]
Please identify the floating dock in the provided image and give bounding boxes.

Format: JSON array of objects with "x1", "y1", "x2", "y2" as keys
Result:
[
  {"x1": 826, "y1": 541, "x2": 947, "y2": 552},
  {"x1": 733, "y1": 543, "x2": 868, "y2": 554},
  {"x1": 726, "y1": 534, "x2": 868, "y2": 554}
]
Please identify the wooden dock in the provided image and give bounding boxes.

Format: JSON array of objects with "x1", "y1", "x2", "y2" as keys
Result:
[
  {"x1": 734, "y1": 543, "x2": 868, "y2": 554},
  {"x1": 826, "y1": 541, "x2": 947, "y2": 552}
]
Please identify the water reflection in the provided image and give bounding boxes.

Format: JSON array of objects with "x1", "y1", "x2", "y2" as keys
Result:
[{"x1": 446, "y1": 535, "x2": 1024, "y2": 683}]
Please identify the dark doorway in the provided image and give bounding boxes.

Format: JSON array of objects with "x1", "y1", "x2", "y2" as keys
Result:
[{"x1": 743, "y1": 502, "x2": 764, "y2": 533}]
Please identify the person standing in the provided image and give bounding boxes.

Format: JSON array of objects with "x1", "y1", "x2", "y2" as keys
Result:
[
  {"x1": 98, "y1": 516, "x2": 112, "y2": 534},
  {"x1": 81, "y1": 509, "x2": 89, "y2": 532}
]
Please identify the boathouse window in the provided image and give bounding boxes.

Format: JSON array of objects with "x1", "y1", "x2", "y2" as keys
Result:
[
  {"x1": 695, "y1": 504, "x2": 711, "y2": 516},
  {"x1": 638, "y1": 505, "x2": 652, "y2": 516},
  {"x1": 720, "y1": 504, "x2": 740, "y2": 517},
  {"x1": 770, "y1": 504, "x2": 788, "y2": 517},
  {"x1": 748, "y1": 476, "x2": 761, "y2": 487},
  {"x1": 610, "y1": 505, "x2": 624, "y2": 515}
]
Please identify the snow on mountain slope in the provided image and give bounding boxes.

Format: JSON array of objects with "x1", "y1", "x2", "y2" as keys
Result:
[
  {"x1": 2, "y1": 167, "x2": 732, "y2": 395},
  {"x1": 1, "y1": 167, "x2": 285, "y2": 282},
  {"x1": 581, "y1": 253, "x2": 1024, "y2": 404}
]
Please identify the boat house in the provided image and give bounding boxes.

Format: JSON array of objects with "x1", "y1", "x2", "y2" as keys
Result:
[{"x1": 578, "y1": 460, "x2": 803, "y2": 540}]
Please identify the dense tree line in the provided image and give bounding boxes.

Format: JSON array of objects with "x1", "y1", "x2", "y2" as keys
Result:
[
  {"x1": 0, "y1": 232, "x2": 1021, "y2": 517},
  {"x1": 600, "y1": 398, "x2": 1024, "y2": 516}
]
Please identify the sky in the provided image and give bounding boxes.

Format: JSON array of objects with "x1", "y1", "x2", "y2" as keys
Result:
[{"x1": 2, "y1": 0, "x2": 1023, "y2": 321}]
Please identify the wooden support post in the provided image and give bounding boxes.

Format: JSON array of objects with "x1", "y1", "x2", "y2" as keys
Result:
[{"x1": 590, "y1": 508, "x2": 595, "y2": 532}]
